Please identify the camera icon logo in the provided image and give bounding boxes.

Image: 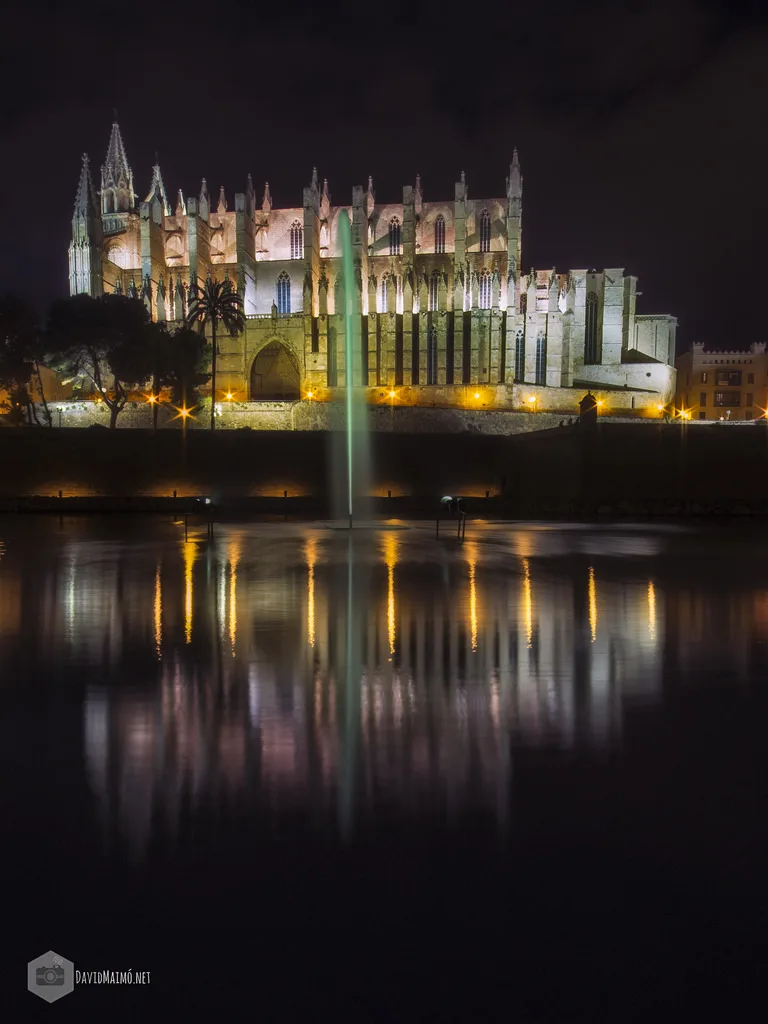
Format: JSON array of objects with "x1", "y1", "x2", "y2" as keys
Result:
[{"x1": 28, "y1": 951, "x2": 74, "y2": 1003}]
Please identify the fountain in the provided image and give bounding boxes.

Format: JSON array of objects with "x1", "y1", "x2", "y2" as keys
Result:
[{"x1": 328, "y1": 209, "x2": 373, "y2": 527}]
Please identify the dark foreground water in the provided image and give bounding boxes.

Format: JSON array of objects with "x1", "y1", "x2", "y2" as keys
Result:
[{"x1": 2, "y1": 516, "x2": 767, "y2": 1016}]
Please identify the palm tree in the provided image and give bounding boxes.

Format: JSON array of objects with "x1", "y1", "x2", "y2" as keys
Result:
[{"x1": 186, "y1": 275, "x2": 245, "y2": 431}]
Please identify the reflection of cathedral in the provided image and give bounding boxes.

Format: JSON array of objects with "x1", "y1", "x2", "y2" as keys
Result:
[
  {"x1": 69, "y1": 122, "x2": 676, "y2": 412},
  {"x1": 6, "y1": 521, "x2": 767, "y2": 860}
]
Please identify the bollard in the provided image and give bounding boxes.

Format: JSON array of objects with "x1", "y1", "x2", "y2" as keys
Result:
[
  {"x1": 59, "y1": 490, "x2": 63, "y2": 500},
  {"x1": 485, "y1": 490, "x2": 489, "y2": 499},
  {"x1": 388, "y1": 490, "x2": 391, "y2": 499}
]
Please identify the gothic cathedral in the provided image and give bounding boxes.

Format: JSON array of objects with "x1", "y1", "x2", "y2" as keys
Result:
[{"x1": 69, "y1": 122, "x2": 677, "y2": 411}]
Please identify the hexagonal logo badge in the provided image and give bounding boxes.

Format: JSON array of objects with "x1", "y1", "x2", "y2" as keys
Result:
[{"x1": 27, "y1": 951, "x2": 74, "y2": 1003}]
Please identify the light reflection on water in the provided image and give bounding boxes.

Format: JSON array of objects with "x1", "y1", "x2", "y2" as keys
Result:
[{"x1": 2, "y1": 518, "x2": 768, "y2": 861}]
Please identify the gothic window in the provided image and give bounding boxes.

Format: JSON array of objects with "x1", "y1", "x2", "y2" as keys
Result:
[
  {"x1": 585, "y1": 292, "x2": 599, "y2": 364},
  {"x1": 479, "y1": 269, "x2": 492, "y2": 310},
  {"x1": 434, "y1": 214, "x2": 445, "y2": 254},
  {"x1": 427, "y1": 326, "x2": 438, "y2": 385},
  {"x1": 277, "y1": 271, "x2": 291, "y2": 314},
  {"x1": 520, "y1": 293, "x2": 527, "y2": 316},
  {"x1": 380, "y1": 274, "x2": 389, "y2": 314},
  {"x1": 514, "y1": 329, "x2": 525, "y2": 383},
  {"x1": 535, "y1": 333, "x2": 547, "y2": 386},
  {"x1": 479, "y1": 209, "x2": 491, "y2": 253},
  {"x1": 290, "y1": 220, "x2": 303, "y2": 260},
  {"x1": 429, "y1": 270, "x2": 440, "y2": 311},
  {"x1": 389, "y1": 217, "x2": 401, "y2": 256}
]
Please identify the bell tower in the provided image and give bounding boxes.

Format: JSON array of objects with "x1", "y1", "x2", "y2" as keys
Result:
[
  {"x1": 100, "y1": 121, "x2": 136, "y2": 214},
  {"x1": 68, "y1": 153, "x2": 103, "y2": 296}
]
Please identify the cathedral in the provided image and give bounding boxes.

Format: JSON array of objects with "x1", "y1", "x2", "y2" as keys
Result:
[{"x1": 69, "y1": 122, "x2": 677, "y2": 414}]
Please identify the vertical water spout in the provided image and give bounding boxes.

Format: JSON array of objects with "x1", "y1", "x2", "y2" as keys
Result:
[{"x1": 339, "y1": 210, "x2": 355, "y2": 528}]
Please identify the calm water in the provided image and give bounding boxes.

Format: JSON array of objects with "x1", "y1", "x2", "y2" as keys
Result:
[{"x1": 3, "y1": 516, "x2": 767, "y2": 1008}]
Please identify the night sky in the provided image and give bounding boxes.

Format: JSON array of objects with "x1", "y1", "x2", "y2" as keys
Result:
[{"x1": 1, "y1": 0, "x2": 766, "y2": 350}]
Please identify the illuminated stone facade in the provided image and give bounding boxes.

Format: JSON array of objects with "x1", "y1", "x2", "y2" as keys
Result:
[
  {"x1": 675, "y1": 343, "x2": 767, "y2": 421},
  {"x1": 70, "y1": 122, "x2": 678, "y2": 413}
]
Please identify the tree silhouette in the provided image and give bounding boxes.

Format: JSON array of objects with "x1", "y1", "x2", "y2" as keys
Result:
[
  {"x1": 45, "y1": 295, "x2": 153, "y2": 428},
  {"x1": 0, "y1": 295, "x2": 52, "y2": 426},
  {"x1": 186, "y1": 276, "x2": 245, "y2": 431}
]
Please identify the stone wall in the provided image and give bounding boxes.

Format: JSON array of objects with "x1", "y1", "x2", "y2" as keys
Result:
[{"x1": 44, "y1": 398, "x2": 659, "y2": 434}]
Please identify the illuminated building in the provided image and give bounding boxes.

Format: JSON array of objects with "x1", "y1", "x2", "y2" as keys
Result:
[
  {"x1": 674, "y1": 342, "x2": 767, "y2": 421},
  {"x1": 68, "y1": 122, "x2": 677, "y2": 416}
]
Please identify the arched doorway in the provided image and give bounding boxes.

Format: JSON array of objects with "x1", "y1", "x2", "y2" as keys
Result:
[{"x1": 250, "y1": 341, "x2": 300, "y2": 400}]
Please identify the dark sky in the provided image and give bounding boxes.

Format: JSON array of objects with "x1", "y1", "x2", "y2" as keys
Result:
[{"x1": 1, "y1": 0, "x2": 766, "y2": 350}]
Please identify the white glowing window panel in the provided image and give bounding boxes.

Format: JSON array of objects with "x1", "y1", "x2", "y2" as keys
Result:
[
  {"x1": 429, "y1": 273, "x2": 439, "y2": 311},
  {"x1": 389, "y1": 217, "x2": 401, "y2": 256},
  {"x1": 276, "y1": 272, "x2": 291, "y2": 314},
  {"x1": 290, "y1": 221, "x2": 303, "y2": 260},
  {"x1": 106, "y1": 245, "x2": 132, "y2": 269},
  {"x1": 479, "y1": 270, "x2": 492, "y2": 309},
  {"x1": 479, "y1": 209, "x2": 491, "y2": 253}
]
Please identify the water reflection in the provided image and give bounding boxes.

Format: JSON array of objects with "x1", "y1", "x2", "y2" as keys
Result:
[{"x1": 3, "y1": 520, "x2": 768, "y2": 860}]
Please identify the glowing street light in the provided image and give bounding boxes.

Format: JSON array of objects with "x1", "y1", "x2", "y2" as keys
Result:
[
  {"x1": 225, "y1": 391, "x2": 234, "y2": 401},
  {"x1": 474, "y1": 392, "x2": 480, "y2": 400},
  {"x1": 146, "y1": 393, "x2": 157, "y2": 405},
  {"x1": 527, "y1": 395, "x2": 536, "y2": 407}
]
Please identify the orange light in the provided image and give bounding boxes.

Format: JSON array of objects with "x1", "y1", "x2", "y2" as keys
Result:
[
  {"x1": 597, "y1": 400, "x2": 604, "y2": 409},
  {"x1": 180, "y1": 407, "x2": 190, "y2": 418},
  {"x1": 474, "y1": 392, "x2": 480, "y2": 400},
  {"x1": 527, "y1": 395, "x2": 536, "y2": 405},
  {"x1": 307, "y1": 391, "x2": 313, "y2": 399},
  {"x1": 225, "y1": 392, "x2": 234, "y2": 401},
  {"x1": 389, "y1": 390, "x2": 395, "y2": 398},
  {"x1": 146, "y1": 393, "x2": 157, "y2": 404}
]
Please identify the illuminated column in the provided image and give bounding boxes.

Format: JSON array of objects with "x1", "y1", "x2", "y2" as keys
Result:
[
  {"x1": 453, "y1": 176, "x2": 467, "y2": 386},
  {"x1": 69, "y1": 153, "x2": 103, "y2": 297},
  {"x1": 602, "y1": 268, "x2": 626, "y2": 366},
  {"x1": 490, "y1": 307, "x2": 503, "y2": 384},
  {"x1": 437, "y1": 275, "x2": 448, "y2": 384}
]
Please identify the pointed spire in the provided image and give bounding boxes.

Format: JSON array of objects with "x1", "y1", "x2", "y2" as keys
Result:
[
  {"x1": 74, "y1": 153, "x2": 98, "y2": 216},
  {"x1": 414, "y1": 173, "x2": 423, "y2": 215},
  {"x1": 101, "y1": 121, "x2": 135, "y2": 212},
  {"x1": 199, "y1": 178, "x2": 210, "y2": 220},
  {"x1": 311, "y1": 167, "x2": 319, "y2": 192},
  {"x1": 320, "y1": 177, "x2": 331, "y2": 220},
  {"x1": 217, "y1": 185, "x2": 227, "y2": 214},
  {"x1": 366, "y1": 175, "x2": 375, "y2": 218},
  {"x1": 262, "y1": 182, "x2": 272, "y2": 214},
  {"x1": 145, "y1": 163, "x2": 170, "y2": 215},
  {"x1": 506, "y1": 148, "x2": 522, "y2": 200},
  {"x1": 175, "y1": 189, "x2": 186, "y2": 217}
]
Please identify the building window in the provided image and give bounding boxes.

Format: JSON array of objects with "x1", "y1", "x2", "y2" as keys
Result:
[
  {"x1": 748, "y1": 372, "x2": 754, "y2": 384},
  {"x1": 535, "y1": 333, "x2": 547, "y2": 386},
  {"x1": 429, "y1": 270, "x2": 440, "y2": 311},
  {"x1": 715, "y1": 370, "x2": 741, "y2": 386},
  {"x1": 747, "y1": 392, "x2": 753, "y2": 407},
  {"x1": 380, "y1": 275, "x2": 389, "y2": 313},
  {"x1": 701, "y1": 372, "x2": 708, "y2": 383},
  {"x1": 585, "y1": 292, "x2": 599, "y2": 364},
  {"x1": 699, "y1": 411, "x2": 706, "y2": 420},
  {"x1": 290, "y1": 220, "x2": 303, "y2": 260},
  {"x1": 434, "y1": 215, "x2": 445, "y2": 254},
  {"x1": 479, "y1": 269, "x2": 492, "y2": 309},
  {"x1": 700, "y1": 392, "x2": 707, "y2": 407},
  {"x1": 276, "y1": 271, "x2": 290, "y2": 314},
  {"x1": 746, "y1": 409, "x2": 753, "y2": 420},
  {"x1": 714, "y1": 390, "x2": 740, "y2": 406},
  {"x1": 427, "y1": 326, "x2": 438, "y2": 385},
  {"x1": 514, "y1": 329, "x2": 525, "y2": 382},
  {"x1": 389, "y1": 217, "x2": 401, "y2": 256},
  {"x1": 479, "y1": 209, "x2": 491, "y2": 253}
]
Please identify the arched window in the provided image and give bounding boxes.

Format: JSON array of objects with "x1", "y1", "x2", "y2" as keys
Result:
[
  {"x1": 429, "y1": 270, "x2": 440, "y2": 311},
  {"x1": 535, "y1": 332, "x2": 547, "y2": 386},
  {"x1": 427, "y1": 327, "x2": 438, "y2": 385},
  {"x1": 389, "y1": 217, "x2": 401, "y2": 256},
  {"x1": 514, "y1": 329, "x2": 525, "y2": 383},
  {"x1": 290, "y1": 220, "x2": 303, "y2": 260},
  {"x1": 479, "y1": 269, "x2": 492, "y2": 310},
  {"x1": 276, "y1": 271, "x2": 291, "y2": 314},
  {"x1": 584, "y1": 292, "x2": 599, "y2": 364},
  {"x1": 380, "y1": 274, "x2": 389, "y2": 314},
  {"x1": 434, "y1": 214, "x2": 445, "y2": 254},
  {"x1": 479, "y1": 209, "x2": 491, "y2": 253}
]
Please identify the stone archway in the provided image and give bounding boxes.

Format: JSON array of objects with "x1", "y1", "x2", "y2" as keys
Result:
[{"x1": 250, "y1": 341, "x2": 301, "y2": 401}]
